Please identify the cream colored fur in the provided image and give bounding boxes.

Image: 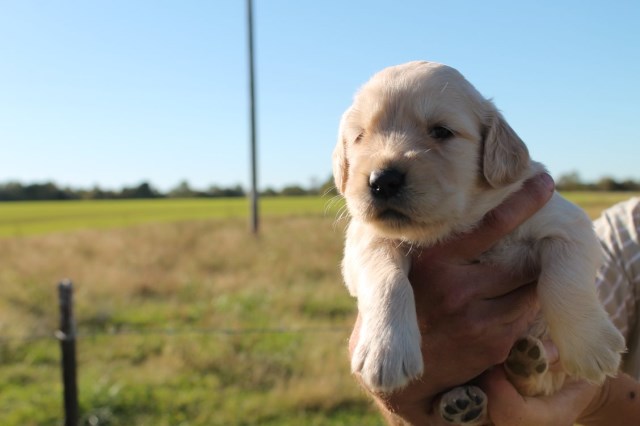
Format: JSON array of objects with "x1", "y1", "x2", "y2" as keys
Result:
[{"x1": 334, "y1": 61, "x2": 625, "y2": 423}]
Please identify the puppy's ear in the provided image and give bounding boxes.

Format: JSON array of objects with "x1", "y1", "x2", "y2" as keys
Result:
[
  {"x1": 332, "y1": 109, "x2": 352, "y2": 195},
  {"x1": 482, "y1": 106, "x2": 530, "y2": 187}
]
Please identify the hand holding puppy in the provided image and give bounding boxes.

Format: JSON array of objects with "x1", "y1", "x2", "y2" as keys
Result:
[{"x1": 349, "y1": 173, "x2": 554, "y2": 425}]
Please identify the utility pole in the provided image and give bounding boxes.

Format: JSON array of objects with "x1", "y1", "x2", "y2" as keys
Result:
[{"x1": 247, "y1": 0, "x2": 259, "y2": 234}]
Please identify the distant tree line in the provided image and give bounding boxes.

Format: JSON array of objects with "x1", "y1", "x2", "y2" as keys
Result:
[
  {"x1": 2, "y1": 173, "x2": 639, "y2": 201},
  {"x1": 556, "y1": 172, "x2": 640, "y2": 192},
  {"x1": 0, "y1": 177, "x2": 339, "y2": 201}
]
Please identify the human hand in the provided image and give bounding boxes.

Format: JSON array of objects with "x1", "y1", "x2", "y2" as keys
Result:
[
  {"x1": 481, "y1": 352, "x2": 640, "y2": 426},
  {"x1": 349, "y1": 173, "x2": 555, "y2": 425},
  {"x1": 478, "y1": 340, "x2": 593, "y2": 426},
  {"x1": 479, "y1": 356, "x2": 597, "y2": 426}
]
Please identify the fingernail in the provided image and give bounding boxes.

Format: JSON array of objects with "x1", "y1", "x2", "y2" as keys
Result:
[{"x1": 543, "y1": 340, "x2": 560, "y2": 365}]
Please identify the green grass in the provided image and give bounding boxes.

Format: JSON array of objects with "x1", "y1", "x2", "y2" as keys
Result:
[
  {"x1": 0, "y1": 196, "x2": 344, "y2": 237},
  {"x1": 559, "y1": 191, "x2": 640, "y2": 218},
  {"x1": 0, "y1": 192, "x2": 637, "y2": 425},
  {"x1": 1, "y1": 191, "x2": 637, "y2": 238}
]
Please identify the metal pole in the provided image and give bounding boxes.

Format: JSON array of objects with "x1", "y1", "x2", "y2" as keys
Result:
[
  {"x1": 57, "y1": 279, "x2": 78, "y2": 426},
  {"x1": 247, "y1": 0, "x2": 259, "y2": 234}
]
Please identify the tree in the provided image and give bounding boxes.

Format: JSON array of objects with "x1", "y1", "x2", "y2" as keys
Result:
[
  {"x1": 261, "y1": 187, "x2": 278, "y2": 196},
  {"x1": 280, "y1": 185, "x2": 307, "y2": 196},
  {"x1": 0, "y1": 181, "x2": 25, "y2": 201},
  {"x1": 620, "y1": 179, "x2": 640, "y2": 191},
  {"x1": 595, "y1": 177, "x2": 624, "y2": 192},
  {"x1": 556, "y1": 171, "x2": 584, "y2": 191},
  {"x1": 206, "y1": 184, "x2": 245, "y2": 197},
  {"x1": 120, "y1": 182, "x2": 160, "y2": 199},
  {"x1": 169, "y1": 180, "x2": 196, "y2": 198},
  {"x1": 319, "y1": 175, "x2": 338, "y2": 196}
]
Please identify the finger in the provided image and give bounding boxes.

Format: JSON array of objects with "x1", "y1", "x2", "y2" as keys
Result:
[
  {"x1": 412, "y1": 264, "x2": 539, "y2": 335},
  {"x1": 348, "y1": 314, "x2": 362, "y2": 355},
  {"x1": 462, "y1": 261, "x2": 539, "y2": 300},
  {"x1": 410, "y1": 254, "x2": 538, "y2": 309},
  {"x1": 542, "y1": 340, "x2": 561, "y2": 369},
  {"x1": 437, "y1": 173, "x2": 555, "y2": 260},
  {"x1": 476, "y1": 282, "x2": 540, "y2": 342},
  {"x1": 480, "y1": 367, "x2": 532, "y2": 425}
]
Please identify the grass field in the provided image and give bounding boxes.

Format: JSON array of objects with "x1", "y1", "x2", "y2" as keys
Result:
[
  {"x1": 0, "y1": 197, "x2": 340, "y2": 238},
  {"x1": 0, "y1": 192, "x2": 638, "y2": 425}
]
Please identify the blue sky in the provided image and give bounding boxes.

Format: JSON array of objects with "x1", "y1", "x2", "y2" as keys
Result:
[{"x1": 1, "y1": 1, "x2": 638, "y2": 192}]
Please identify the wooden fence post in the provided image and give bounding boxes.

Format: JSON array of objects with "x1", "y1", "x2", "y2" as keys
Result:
[{"x1": 56, "y1": 279, "x2": 78, "y2": 426}]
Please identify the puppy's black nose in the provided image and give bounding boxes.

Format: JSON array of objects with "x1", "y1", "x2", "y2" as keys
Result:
[{"x1": 369, "y1": 168, "x2": 405, "y2": 199}]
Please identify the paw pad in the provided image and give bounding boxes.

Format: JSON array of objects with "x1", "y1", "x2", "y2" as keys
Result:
[
  {"x1": 440, "y1": 385, "x2": 487, "y2": 424},
  {"x1": 506, "y1": 336, "x2": 548, "y2": 378}
]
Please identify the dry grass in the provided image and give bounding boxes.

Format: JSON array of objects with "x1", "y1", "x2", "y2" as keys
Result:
[
  {"x1": 1, "y1": 192, "x2": 637, "y2": 425},
  {"x1": 0, "y1": 215, "x2": 383, "y2": 425}
]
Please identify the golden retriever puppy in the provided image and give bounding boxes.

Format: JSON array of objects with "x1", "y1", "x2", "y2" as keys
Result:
[{"x1": 333, "y1": 61, "x2": 625, "y2": 425}]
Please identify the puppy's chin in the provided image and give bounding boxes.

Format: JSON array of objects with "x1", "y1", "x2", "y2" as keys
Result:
[
  {"x1": 360, "y1": 206, "x2": 452, "y2": 243},
  {"x1": 369, "y1": 208, "x2": 413, "y2": 229}
]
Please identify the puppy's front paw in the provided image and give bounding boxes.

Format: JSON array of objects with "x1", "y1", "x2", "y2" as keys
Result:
[
  {"x1": 560, "y1": 320, "x2": 625, "y2": 383},
  {"x1": 440, "y1": 386, "x2": 487, "y2": 425},
  {"x1": 352, "y1": 321, "x2": 423, "y2": 392}
]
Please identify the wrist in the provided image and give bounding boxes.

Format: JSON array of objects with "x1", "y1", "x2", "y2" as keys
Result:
[
  {"x1": 377, "y1": 402, "x2": 433, "y2": 426},
  {"x1": 360, "y1": 378, "x2": 440, "y2": 425},
  {"x1": 575, "y1": 376, "x2": 612, "y2": 425},
  {"x1": 374, "y1": 397, "x2": 427, "y2": 426}
]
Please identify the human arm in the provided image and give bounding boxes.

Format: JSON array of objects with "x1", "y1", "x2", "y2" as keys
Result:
[
  {"x1": 348, "y1": 173, "x2": 555, "y2": 425},
  {"x1": 479, "y1": 364, "x2": 640, "y2": 426},
  {"x1": 578, "y1": 372, "x2": 640, "y2": 426}
]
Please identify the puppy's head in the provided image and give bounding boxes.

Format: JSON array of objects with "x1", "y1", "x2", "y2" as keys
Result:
[{"x1": 333, "y1": 61, "x2": 530, "y2": 241}]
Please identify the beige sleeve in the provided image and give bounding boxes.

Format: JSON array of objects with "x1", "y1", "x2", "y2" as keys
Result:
[{"x1": 593, "y1": 197, "x2": 640, "y2": 379}]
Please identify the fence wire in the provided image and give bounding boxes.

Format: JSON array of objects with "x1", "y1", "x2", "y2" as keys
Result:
[{"x1": 0, "y1": 324, "x2": 352, "y2": 343}]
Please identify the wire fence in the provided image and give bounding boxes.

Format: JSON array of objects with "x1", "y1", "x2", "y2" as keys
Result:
[
  {"x1": 1, "y1": 324, "x2": 352, "y2": 343},
  {"x1": 3, "y1": 279, "x2": 354, "y2": 425}
]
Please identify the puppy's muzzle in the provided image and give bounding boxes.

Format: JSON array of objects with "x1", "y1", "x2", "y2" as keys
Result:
[{"x1": 369, "y1": 168, "x2": 405, "y2": 199}]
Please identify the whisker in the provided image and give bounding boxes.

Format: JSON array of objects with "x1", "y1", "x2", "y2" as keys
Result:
[
  {"x1": 332, "y1": 210, "x2": 350, "y2": 230},
  {"x1": 393, "y1": 239, "x2": 405, "y2": 250},
  {"x1": 321, "y1": 185, "x2": 338, "y2": 198},
  {"x1": 324, "y1": 194, "x2": 342, "y2": 215}
]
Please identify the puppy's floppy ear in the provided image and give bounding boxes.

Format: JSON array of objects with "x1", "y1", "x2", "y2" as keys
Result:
[
  {"x1": 482, "y1": 105, "x2": 530, "y2": 187},
  {"x1": 332, "y1": 109, "x2": 352, "y2": 195}
]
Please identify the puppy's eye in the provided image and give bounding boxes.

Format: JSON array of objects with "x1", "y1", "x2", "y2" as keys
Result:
[{"x1": 429, "y1": 126, "x2": 454, "y2": 140}]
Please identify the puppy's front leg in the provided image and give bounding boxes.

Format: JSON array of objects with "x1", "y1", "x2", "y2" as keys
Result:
[
  {"x1": 538, "y1": 239, "x2": 625, "y2": 383},
  {"x1": 537, "y1": 225, "x2": 625, "y2": 384},
  {"x1": 346, "y1": 225, "x2": 423, "y2": 392}
]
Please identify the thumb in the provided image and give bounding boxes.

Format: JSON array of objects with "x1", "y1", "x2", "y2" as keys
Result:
[
  {"x1": 480, "y1": 366, "x2": 597, "y2": 426},
  {"x1": 480, "y1": 367, "x2": 530, "y2": 426}
]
